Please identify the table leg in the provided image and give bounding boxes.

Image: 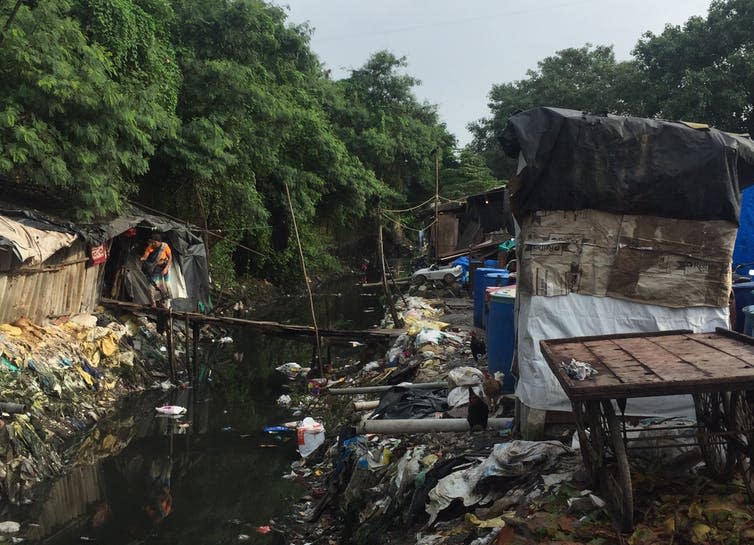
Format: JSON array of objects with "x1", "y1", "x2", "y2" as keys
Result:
[
  {"x1": 693, "y1": 392, "x2": 735, "y2": 480},
  {"x1": 730, "y1": 390, "x2": 754, "y2": 500},
  {"x1": 575, "y1": 400, "x2": 634, "y2": 532}
]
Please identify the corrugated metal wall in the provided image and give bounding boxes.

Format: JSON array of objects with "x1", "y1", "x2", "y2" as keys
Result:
[{"x1": 0, "y1": 241, "x2": 105, "y2": 324}]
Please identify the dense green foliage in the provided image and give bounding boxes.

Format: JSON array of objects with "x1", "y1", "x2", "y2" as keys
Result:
[
  {"x1": 0, "y1": 0, "x2": 475, "y2": 283},
  {"x1": 5, "y1": 0, "x2": 754, "y2": 283},
  {"x1": 471, "y1": 0, "x2": 754, "y2": 180}
]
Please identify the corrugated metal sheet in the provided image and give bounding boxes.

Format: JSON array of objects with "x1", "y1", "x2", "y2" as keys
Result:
[{"x1": 0, "y1": 241, "x2": 105, "y2": 324}]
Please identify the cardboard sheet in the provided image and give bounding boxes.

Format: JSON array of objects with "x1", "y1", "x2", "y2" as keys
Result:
[{"x1": 518, "y1": 209, "x2": 736, "y2": 308}]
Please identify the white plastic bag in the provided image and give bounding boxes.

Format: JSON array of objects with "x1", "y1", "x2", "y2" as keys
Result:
[{"x1": 297, "y1": 417, "x2": 325, "y2": 458}]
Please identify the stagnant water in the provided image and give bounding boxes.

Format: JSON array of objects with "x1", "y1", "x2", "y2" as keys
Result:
[{"x1": 32, "y1": 275, "x2": 386, "y2": 544}]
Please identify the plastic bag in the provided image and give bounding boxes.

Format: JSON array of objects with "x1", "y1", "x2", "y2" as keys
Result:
[{"x1": 297, "y1": 417, "x2": 325, "y2": 458}]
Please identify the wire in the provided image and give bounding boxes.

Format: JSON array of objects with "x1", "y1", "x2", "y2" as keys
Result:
[
  {"x1": 127, "y1": 199, "x2": 267, "y2": 257},
  {"x1": 383, "y1": 196, "x2": 435, "y2": 214}
]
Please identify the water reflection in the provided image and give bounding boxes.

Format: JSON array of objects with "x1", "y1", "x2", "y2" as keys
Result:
[{"x1": 31, "y1": 276, "x2": 384, "y2": 544}]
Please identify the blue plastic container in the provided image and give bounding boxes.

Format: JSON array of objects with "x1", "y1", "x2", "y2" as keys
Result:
[
  {"x1": 473, "y1": 267, "x2": 502, "y2": 328},
  {"x1": 733, "y1": 282, "x2": 754, "y2": 333},
  {"x1": 482, "y1": 272, "x2": 512, "y2": 329},
  {"x1": 745, "y1": 305, "x2": 754, "y2": 336},
  {"x1": 487, "y1": 286, "x2": 517, "y2": 393}
]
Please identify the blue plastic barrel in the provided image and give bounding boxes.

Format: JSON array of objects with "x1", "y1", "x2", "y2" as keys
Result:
[
  {"x1": 487, "y1": 286, "x2": 517, "y2": 393},
  {"x1": 733, "y1": 282, "x2": 754, "y2": 332},
  {"x1": 473, "y1": 267, "x2": 502, "y2": 328},
  {"x1": 745, "y1": 305, "x2": 754, "y2": 336},
  {"x1": 482, "y1": 272, "x2": 511, "y2": 329}
]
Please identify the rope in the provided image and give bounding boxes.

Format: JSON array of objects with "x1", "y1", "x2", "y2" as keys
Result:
[{"x1": 383, "y1": 196, "x2": 435, "y2": 214}]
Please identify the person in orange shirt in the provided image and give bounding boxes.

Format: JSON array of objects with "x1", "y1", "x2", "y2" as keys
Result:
[{"x1": 140, "y1": 234, "x2": 172, "y2": 306}]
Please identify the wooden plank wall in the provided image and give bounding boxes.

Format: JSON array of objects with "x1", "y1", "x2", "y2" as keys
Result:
[{"x1": 0, "y1": 241, "x2": 105, "y2": 324}]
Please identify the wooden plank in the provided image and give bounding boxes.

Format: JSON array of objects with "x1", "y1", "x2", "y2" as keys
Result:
[
  {"x1": 541, "y1": 331, "x2": 754, "y2": 401},
  {"x1": 100, "y1": 297, "x2": 400, "y2": 341}
]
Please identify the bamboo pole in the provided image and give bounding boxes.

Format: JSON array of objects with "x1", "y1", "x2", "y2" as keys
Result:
[
  {"x1": 192, "y1": 321, "x2": 200, "y2": 383},
  {"x1": 284, "y1": 182, "x2": 323, "y2": 376},
  {"x1": 434, "y1": 149, "x2": 440, "y2": 263},
  {"x1": 377, "y1": 205, "x2": 403, "y2": 328},
  {"x1": 184, "y1": 312, "x2": 192, "y2": 381},
  {"x1": 167, "y1": 307, "x2": 175, "y2": 382}
]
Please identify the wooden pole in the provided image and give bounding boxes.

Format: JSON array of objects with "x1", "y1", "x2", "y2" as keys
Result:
[
  {"x1": 167, "y1": 308, "x2": 175, "y2": 382},
  {"x1": 434, "y1": 149, "x2": 440, "y2": 263},
  {"x1": 284, "y1": 182, "x2": 323, "y2": 376},
  {"x1": 192, "y1": 321, "x2": 200, "y2": 383},
  {"x1": 184, "y1": 313, "x2": 192, "y2": 381},
  {"x1": 377, "y1": 205, "x2": 403, "y2": 328}
]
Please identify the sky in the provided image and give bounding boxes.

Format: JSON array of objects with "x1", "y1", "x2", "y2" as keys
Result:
[{"x1": 276, "y1": 0, "x2": 713, "y2": 146}]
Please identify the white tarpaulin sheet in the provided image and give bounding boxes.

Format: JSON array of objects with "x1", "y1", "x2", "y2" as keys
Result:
[
  {"x1": 516, "y1": 292, "x2": 729, "y2": 416},
  {"x1": 0, "y1": 216, "x2": 77, "y2": 266}
]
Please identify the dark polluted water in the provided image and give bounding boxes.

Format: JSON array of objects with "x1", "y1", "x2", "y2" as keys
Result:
[{"x1": 33, "y1": 276, "x2": 385, "y2": 545}]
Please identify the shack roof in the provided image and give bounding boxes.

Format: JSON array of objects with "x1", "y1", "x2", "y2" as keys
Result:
[{"x1": 500, "y1": 107, "x2": 754, "y2": 223}]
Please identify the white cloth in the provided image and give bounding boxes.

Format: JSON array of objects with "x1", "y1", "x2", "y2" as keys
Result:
[{"x1": 515, "y1": 292, "x2": 728, "y2": 416}]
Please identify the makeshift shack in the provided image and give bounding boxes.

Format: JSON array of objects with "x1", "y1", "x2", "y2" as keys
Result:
[
  {"x1": 0, "y1": 207, "x2": 210, "y2": 323},
  {"x1": 500, "y1": 107, "x2": 754, "y2": 428},
  {"x1": 430, "y1": 187, "x2": 515, "y2": 262}
]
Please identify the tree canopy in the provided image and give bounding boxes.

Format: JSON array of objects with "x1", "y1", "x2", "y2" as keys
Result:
[
  {"x1": 0, "y1": 0, "x2": 462, "y2": 284},
  {"x1": 471, "y1": 0, "x2": 754, "y2": 180}
]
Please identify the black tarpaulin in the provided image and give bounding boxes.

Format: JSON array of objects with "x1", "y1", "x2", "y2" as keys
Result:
[
  {"x1": 370, "y1": 387, "x2": 449, "y2": 420},
  {"x1": 0, "y1": 206, "x2": 211, "y2": 312},
  {"x1": 499, "y1": 107, "x2": 754, "y2": 223}
]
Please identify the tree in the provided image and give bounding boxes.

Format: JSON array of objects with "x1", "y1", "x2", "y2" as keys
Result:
[
  {"x1": 632, "y1": 0, "x2": 754, "y2": 134},
  {"x1": 441, "y1": 149, "x2": 501, "y2": 199},
  {"x1": 469, "y1": 45, "x2": 635, "y2": 180},
  {"x1": 333, "y1": 51, "x2": 456, "y2": 206},
  {"x1": 0, "y1": 0, "x2": 178, "y2": 219}
]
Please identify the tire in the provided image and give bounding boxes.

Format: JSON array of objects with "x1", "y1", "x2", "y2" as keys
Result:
[
  {"x1": 412, "y1": 274, "x2": 427, "y2": 285},
  {"x1": 443, "y1": 273, "x2": 456, "y2": 285}
]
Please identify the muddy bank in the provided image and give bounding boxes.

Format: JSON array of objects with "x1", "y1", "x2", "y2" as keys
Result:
[{"x1": 0, "y1": 307, "x2": 198, "y2": 540}]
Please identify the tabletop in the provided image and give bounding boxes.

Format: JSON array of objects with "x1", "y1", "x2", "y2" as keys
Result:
[{"x1": 540, "y1": 328, "x2": 754, "y2": 401}]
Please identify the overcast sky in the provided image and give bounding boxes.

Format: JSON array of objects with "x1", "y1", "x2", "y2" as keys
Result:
[{"x1": 277, "y1": 0, "x2": 713, "y2": 145}]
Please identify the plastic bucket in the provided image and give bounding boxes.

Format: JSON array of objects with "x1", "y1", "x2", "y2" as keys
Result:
[{"x1": 487, "y1": 286, "x2": 517, "y2": 393}]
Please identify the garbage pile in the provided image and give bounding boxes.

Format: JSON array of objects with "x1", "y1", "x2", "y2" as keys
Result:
[
  {"x1": 0, "y1": 311, "x2": 176, "y2": 505},
  {"x1": 270, "y1": 293, "x2": 754, "y2": 545}
]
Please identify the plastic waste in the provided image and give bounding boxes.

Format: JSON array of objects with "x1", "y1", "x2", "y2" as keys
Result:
[
  {"x1": 414, "y1": 328, "x2": 444, "y2": 346},
  {"x1": 363, "y1": 361, "x2": 381, "y2": 371},
  {"x1": 264, "y1": 425, "x2": 294, "y2": 434},
  {"x1": 0, "y1": 521, "x2": 20, "y2": 534},
  {"x1": 297, "y1": 417, "x2": 325, "y2": 458},
  {"x1": 155, "y1": 405, "x2": 187, "y2": 416},
  {"x1": 217, "y1": 336, "x2": 233, "y2": 344},
  {"x1": 276, "y1": 394, "x2": 292, "y2": 407},
  {"x1": 275, "y1": 362, "x2": 310, "y2": 379}
]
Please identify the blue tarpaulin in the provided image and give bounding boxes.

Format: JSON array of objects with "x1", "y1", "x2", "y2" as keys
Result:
[{"x1": 734, "y1": 186, "x2": 754, "y2": 271}]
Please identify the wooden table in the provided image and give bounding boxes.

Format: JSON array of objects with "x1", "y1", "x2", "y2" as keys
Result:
[{"x1": 540, "y1": 328, "x2": 754, "y2": 532}]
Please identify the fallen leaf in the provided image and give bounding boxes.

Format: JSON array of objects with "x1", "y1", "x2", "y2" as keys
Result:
[
  {"x1": 688, "y1": 502, "x2": 703, "y2": 520},
  {"x1": 661, "y1": 516, "x2": 675, "y2": 535},
  {"x1": 497, "y1": 526, "x2": 515, "y2": 545},
  {"x1": 557, "y1": 516, "x2": 574, "y2": 532},
  {"x1": 690, "y1": 523, "x2": 711, "y2": 543}
]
